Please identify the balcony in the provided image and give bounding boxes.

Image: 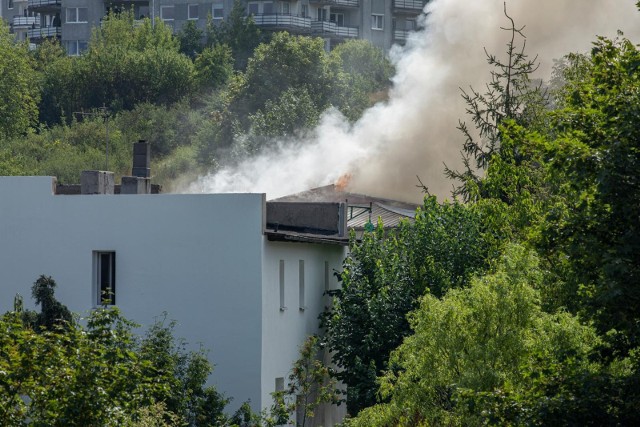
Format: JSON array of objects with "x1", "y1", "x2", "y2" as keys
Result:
[
  {"x1": 12, "y1": 16, "x2": 39, "y2": 29},
  {"x1": 310, "y1": 0, "x2": 359, "y2": 7},
  {"x1": 27, "y1": 0, "x2": 61, "y2": 12},
  {"x1": 252, "y1": 14, "x2": 312, "y2": 33},
  {"x1": 27, "y1": 26, "x2": 61, "y2": 39},
  {"x1": 393, "y1": 0, "x2": 426, "y2": 13},
  {"x1": 311, "y1": 21, "x2": 358, "y2": 38},
  {"x1": 393, "y1": 29, "x2": 410, "y2": 41}
]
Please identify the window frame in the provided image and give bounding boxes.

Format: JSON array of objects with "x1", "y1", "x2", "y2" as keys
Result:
[
  {"x1": 372, "y1": 13, "x2": 384, "y2": 30},
  {"x1": 212, "y1": 3, "x2": 224, "y2": 19},
  {"x1": 188, "y1": 4, "x2": 199, "y2": 20},
  {"x1": 94, "y1": 251, "x2": 116, "y2": 306},
  {"x1": 66, "y1": 7, "x2": 88, "y2": 24},
  {"x1": 160, "y1": 5, "x2": 175, "y2": 21}
]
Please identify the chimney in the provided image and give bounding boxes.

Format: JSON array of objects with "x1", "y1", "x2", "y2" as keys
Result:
[
  {"x1": 81, "y1": 171, "x2": 115, "y2": 195},
  {"x1": 121, "y1": 140, "x2": 151, "y2": 194},
  {"x1": 132, "y1": 140, "x2": 150, "y2": 178}
]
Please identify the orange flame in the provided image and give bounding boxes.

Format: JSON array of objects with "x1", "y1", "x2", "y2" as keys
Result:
[{"x1": 335, "y1": 173, "x2": 352, "y2": 192}]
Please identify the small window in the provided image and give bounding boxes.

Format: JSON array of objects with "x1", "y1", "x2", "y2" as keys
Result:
[
  {"x1": 324, "y1": 261, "x2": 330, "y2": 292},
  {"x1": 301, "y1": 4, "x2": 308, "y2": 18},
  {"x1": 282, "y1": 2, "x2": 290, "y2": 14},
  {"x1": 263, "y1": 2, "x2": 273, "y2": 14},
  {"x1": 95, "y1": 251, "x2": 116, "y2": 305},
  {"x1": 299, "y1": 260, "x2": 305, "y2": 311},
  {"x1": 67, "y1": 7, "x2": 88, "y2": 23},
  {"x1": 317, "y1": 8, "x2": 327, "y2": 21},
  {"x1": 212, "y1": 4, "x2": 224, "y2": 19},
  {"x1": 247, "y1": 2, "x2": 259, "y2": 15},
  {"x1": 188, "y1": 4, "x2": 199, "y2": 20},
  {"x1": 330, "y1": 12, "x2": 344, "y2": 27},
  {"x1": 275, "y1": 377, "x2": 285, "y2": 392},
  {"x1": 8, "y1": 0, "x2": 14, "y2": 10},
  {"x1": 407, "y1": 19, "x2": 416, "y2": 30},
  {"x1": 66, "y1": 40, "x2": 88, "y2": 56},
  {"x1": 160, "y1": 5, "x2": 175, "y2": 21},
  {"x1": 279, "y1": 260, "x2": 286, "y2": 311},
  {"x1": 372, "y1": 14, "x2": 384, "y2": 30}
]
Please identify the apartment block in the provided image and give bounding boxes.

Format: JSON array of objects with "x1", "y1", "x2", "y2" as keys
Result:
[{"x1": 2, "y1": 0, "x2": 428, "y2": 53}]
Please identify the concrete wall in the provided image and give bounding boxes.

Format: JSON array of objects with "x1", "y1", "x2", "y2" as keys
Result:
[
  {"x1": 0, "y1": 176, "x2": 265, "y2": 412},
  {"x1": 261, "y1": 240, "x2": 347, "y2": 426}
]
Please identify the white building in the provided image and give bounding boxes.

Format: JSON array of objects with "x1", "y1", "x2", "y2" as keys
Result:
[{"x1": 0, "y1": 174, "x2": 349, "y2": 425}]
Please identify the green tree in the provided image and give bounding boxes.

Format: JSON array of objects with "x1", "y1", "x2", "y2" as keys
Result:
[
  {"x1": 206, "y1": 0, "x2": 263, "y2": 70},
  {"x1": 0, "y1": 20, "x2": 40, "y2": 138},
  {"x1": 321, "y1": 197, "x2": 507, "y2": 415},
  {"x1": 533, "y1": 36, "x2": 640, "y2": 353},
  {"x1": 268, "y1": 335, "x2": 340, "y2": 427},
  {"x1": 178, "y1": 20, "x2": 205, "y2": 59},
  {"x1": 330, "y1": 39, "x2": 394, "y2": 121},
  {"x1": 194, "y1": 44, "x2": 234, "y2": 89},
  {"x1": 445, "y1": 7, "x2": 547, "y2": 202},
  {"x1": 348, "y1": 245, "x2": 602, "y2": 427}
]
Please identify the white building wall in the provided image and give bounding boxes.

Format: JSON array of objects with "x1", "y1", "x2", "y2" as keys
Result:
[
  {"x1": 261, "y1": 240, "x2": 347, "y2": 426},
  {"x1": 0, "y1": 176, "x2": 265, "y2": 413}
]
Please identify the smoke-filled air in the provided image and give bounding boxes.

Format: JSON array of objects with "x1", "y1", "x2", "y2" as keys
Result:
[{"x1": 187, "y1": 0, "x2": 640, "y2": 202}]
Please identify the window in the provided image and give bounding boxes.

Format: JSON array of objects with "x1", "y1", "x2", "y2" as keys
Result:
[
  {"x1": 66, "y1": 7, "x2": 88, "y2": 23},
  {"x1": 299, "y1": 260, "x2": 305, "y2": 311},
  {"x1": 247, "y1": 2, "x2": 259, "y2": 15},
  {"x1": 160, "y1": 5, "x2": 175, "y2": 21},
  {"x1": 372, "y1": 14, "x2": 384, "y2": 30},
  {"x1": 263, "y1": 2, "x2": 273, "y2": 14},
  {"x1": 279, "y1": 260, "x2": 286, "y2": 311},
  {"x1": 407, "y1": 18, "x2": 416, "y2": 30},
  {"x1": 212, "y1": 3, "x2": 224, "y2": 19},
  {"x1": 275, "y1": 377, "x2": 284, "y2": 392},
  {"x1": 317, "y1": 8, "x2": 327, "y2": 21},
  {"x1": 324, "y1": 261, "x2": 330, "y2": 292},
  {"x1": 188, "y1": 4, "x2": 199, "y2": 20},
  {"x1": 301, "y1": 4, "x2": 308, "y2": 18},
  {"x1": 94, "y1": 251, "x2": 116, "y2": 305},
  {"x1": 282, "y1": 2, "x2": 290, "y2": 14},
  {"x1": 8, "y1": 0, "x2": 14, "y2": 10},
  {"x1": 66, "y1": 40, "x2": 88, "y2": 56},
  {"x1": 330, "y1": 12, "x2": 344, "y2": 27}
]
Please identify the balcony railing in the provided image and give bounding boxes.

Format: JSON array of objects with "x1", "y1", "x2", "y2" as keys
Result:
[
  {"x1": 311, "y1": 21, "x2": 358, "y2": 38},
  {"x1": 28, "y1": 0, "x2": 61, "y2": 8},
  {"x1": 393, "y1": 0, "x2": 426, "y2": 12},
  {"x1": 394, "y1": 29, "x2": 410, "y2": 40},
  {"x1": 252, "y1": 14, "x2": 312, "y2": 32},
  {"x1": 310, "y1": 0, "x2": 359, "y2": 7},
  {"x1": 12, "y1": 16, "x2": 39, "y2": 29},
  {"x1": 27, "y1": 26, "x2": 61, "y2": 39}
]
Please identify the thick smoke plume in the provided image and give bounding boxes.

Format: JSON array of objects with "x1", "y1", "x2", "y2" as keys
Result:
[{"x1": 187, "y1": 0, "x2": 640, "y2": 202}]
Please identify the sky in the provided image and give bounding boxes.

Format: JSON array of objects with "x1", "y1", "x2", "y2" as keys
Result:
[{"x1": 187, "y1": 0, "x2": 640, "y2": 203}]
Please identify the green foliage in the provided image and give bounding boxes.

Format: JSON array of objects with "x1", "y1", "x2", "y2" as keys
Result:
[
  {"x1": 533, "y1": 36, "x2": 640, "y2": 352},
  {"x1": 178, "y1": 20, "x2": 205, "y2": 59},
  {"x1": 445, "y1": 8, "x2": 547, "y2": 201},
  {"x1": 348, "y1": 245, "x2": 601, "y2": 427},
  {"x1": 321, "y1": 197, "x2": 507, "y2": 415},
  {"x1": 194, "y1": 44, "x2": 234, "y2": 89},
  {"x1": 232, "y1": 32, "x2": 336, "y2": 122},
  {"x1": 249, "y1": 87, "x2": 321, "y2": 139},
  {"x1": 0, "y1": 20, "x2": 40, "y2": 138},
  {"x1": 0, "y1": 277, "x2": 229, "y2": 426},
  {"x1": 267, "y1": 336, "x2": 340, "y2": 427},
  {"x1": 206, "y1": 0, "x2": 263, "y2": 70},
  {"x1": 330, "y1": 40, "x2": 394, "y2": 121}
]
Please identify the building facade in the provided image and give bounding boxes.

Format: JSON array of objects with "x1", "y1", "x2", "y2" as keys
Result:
[
  {"x1": 0, "y1": 175, "x2": 349, "y2": 425},
  {"x1": 1, "y1": 0, "x2": 428, "y2": 54}
]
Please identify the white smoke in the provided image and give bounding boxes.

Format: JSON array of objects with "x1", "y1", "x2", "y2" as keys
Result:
[{"x1": 186, "y1": 0, "x2": 640, "y2": 202}]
